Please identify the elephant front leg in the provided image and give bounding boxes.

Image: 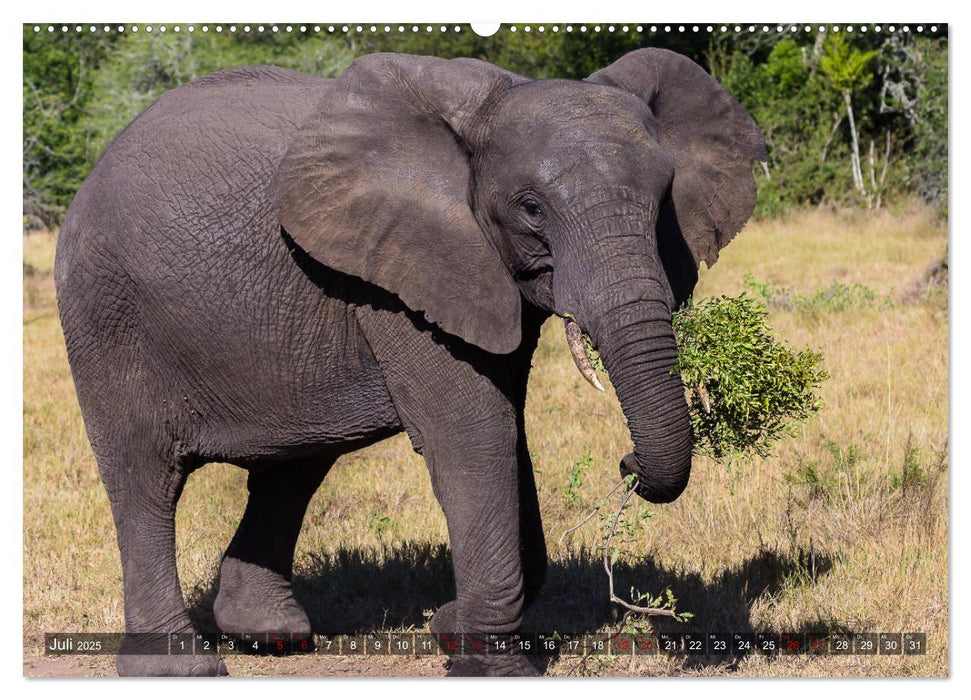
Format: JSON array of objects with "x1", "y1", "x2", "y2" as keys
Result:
[
  {"x1": 429, "y1": 439, "x2": 548, "y2": 644},
  {"x1": 423, "y1": 433, "x2": 541, "y2": 677},
  {"x1": 355, "y1": 300, "x2": 541, "y2": 676}
]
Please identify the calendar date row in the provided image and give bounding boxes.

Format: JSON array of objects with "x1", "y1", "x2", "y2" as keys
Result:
[{"x1": 45, "y1": 631, "x2": 926, "y2": 656}]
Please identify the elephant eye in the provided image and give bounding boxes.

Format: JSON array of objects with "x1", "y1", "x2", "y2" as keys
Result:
[{"x1": 521, "y1": 200, "x2": 543, "y2": 218}]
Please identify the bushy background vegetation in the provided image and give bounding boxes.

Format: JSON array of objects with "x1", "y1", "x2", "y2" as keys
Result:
[{"x1": 23, "y1": 24, "x2": 947, "y2": 229}]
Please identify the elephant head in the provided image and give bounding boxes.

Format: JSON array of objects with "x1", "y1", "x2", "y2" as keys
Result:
[{"x1": 273, "y1": 49, "x2": 766, "y2": 504}]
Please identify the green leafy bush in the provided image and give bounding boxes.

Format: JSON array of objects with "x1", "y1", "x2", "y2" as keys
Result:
[
  {"x1": 24, "y1": 27, "x2": 948, "y2": 229},
  {"x1": 673, "y1": 295, "x2": 828, "y2": 460}
]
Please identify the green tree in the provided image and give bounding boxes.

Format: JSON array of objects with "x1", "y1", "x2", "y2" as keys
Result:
[
  {"x1": 820, "y1": 34, "x2": 880, "y2": 205},
  {"x1": 82, "y1": 32, "x2": 354, "y2": 166},
  {"x1": 21, "y1": 25, "x2": 949, "y2": 229},
  {"x1": 908, "y1": 36, "x2": 948, "y2": 215},
  {"x1": 23, "y1": 27, "x2": 115, "y2": 228},
  {"x1": 716, "y1": 37, "x2": 846, "y2": 215}
]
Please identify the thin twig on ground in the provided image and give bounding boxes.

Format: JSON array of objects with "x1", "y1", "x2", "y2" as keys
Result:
[
  {"x1": 602, "y1": 484, "x2": 678, "y2": 618},
  {"x1": 560, "y1": 475, "x2": 679, "y2": 619}
]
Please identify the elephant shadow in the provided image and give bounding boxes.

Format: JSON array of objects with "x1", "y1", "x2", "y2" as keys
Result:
[
  {"x1": 529, "y1": 543, "x2": 843, "y2": 669},
  {"x1": 185, "y1": 541, "x2": 456, "y2": 635},
  {"x1": 185, "y1": 540, "x2": 841, "y2": 670}
]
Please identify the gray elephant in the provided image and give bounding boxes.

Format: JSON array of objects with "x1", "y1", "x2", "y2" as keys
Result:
[{"x1": 54, "y1": 48, "x2": 765, "y2": 676}]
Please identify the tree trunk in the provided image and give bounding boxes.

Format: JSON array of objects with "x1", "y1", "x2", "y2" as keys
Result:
[
  {"x1": 877, "y1": 130, "x2": 892, "y2": 209},
  {"x1": 868, "y1": 138, "x2": 878, "y2": 209},
  {"x1": 820, "y1": 112, "x2": 843, "y2": 165},
  {"x1": 844, "y1": 90, "x2": 869, "y2": 205}
]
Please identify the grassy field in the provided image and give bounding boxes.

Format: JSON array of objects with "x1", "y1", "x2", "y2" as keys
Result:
[{"x1": 23, "y1": 204, "x2": 948, "y2": 677}]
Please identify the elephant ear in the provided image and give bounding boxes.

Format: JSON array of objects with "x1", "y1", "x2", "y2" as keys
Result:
[
  {"x1": 587, "y1": 48, "x2": 767, "y2": 268},
  {"x1": 273, "y1": 54, "x2": 528, "y2": 354}
]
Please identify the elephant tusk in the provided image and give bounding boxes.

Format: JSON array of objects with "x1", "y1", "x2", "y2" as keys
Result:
[{"x1": 563, "y1": 317, "x2": 605, "y2": 392}]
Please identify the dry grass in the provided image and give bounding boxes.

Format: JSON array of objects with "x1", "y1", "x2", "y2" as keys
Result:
[{"x1": 23, "y1": 203, "x2": 948, "y2": 676}]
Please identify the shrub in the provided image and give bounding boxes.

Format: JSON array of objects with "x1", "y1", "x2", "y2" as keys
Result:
[
  {"x1": 672, "y1": 294, "x2": 829, "y2": 460},
  {"x1": 742, "y1": 273, "x2": 892, "y2": 312}
]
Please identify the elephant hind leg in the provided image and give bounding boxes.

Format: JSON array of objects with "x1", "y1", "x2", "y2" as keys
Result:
[
  {"x1": 96, "y1": 436, "x2": 227, "y2": 677},
  {"x1": 213, "y1": 458, "x2": 332, "y2": 636}
]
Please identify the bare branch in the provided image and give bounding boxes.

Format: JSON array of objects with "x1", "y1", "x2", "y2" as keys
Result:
[
  {"x1": 558, "y1": 476, "x2": 629, "y2": 545},
  {"x1": 560, "y1": 475, "x2": 680, "y2": 619},
  {"x1": 602, "y1": 484, "x2": 678, "y2": 618}
]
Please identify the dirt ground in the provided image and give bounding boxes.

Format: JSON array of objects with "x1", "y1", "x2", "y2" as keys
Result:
[
  {"x1": 23, "y1": 650, "x2": 447, "y2": 678},
  {"x1": 23, "y1": 637, "x2": 940, "y2": 678}
]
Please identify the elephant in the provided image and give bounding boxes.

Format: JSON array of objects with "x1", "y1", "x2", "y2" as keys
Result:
[{"x1": 54, "y1": 48, "x2": 765, "y2": 677}]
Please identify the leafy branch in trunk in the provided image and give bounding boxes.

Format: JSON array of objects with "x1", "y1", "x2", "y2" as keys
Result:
[
  {"x1": 673, "y1": 294, "x2": 828, "y2": 461},
  {"x1": 576, "y1": 293, "x2": 828, "y2": 461}
]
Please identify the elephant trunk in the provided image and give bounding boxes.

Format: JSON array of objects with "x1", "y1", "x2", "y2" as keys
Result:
[
  {"x1": 558, "y1": 207, "x2": 693, "y2": 504},
  {"x1": 592, "y1": 298, "x2": 692, "y2": 503}
]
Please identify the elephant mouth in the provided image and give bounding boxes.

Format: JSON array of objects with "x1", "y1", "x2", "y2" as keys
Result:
[{"x1": 563, "y1": 316, "x2": 605, "y2": 392}]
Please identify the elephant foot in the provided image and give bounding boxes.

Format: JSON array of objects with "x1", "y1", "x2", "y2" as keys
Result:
[
  {"x1": 429, "y1": 600, "x2": 458, "y2": 640},
  {"x1": 116, "y1": 653, "x2": 228, "y2": 677},
  {"x1": 447, "y1": 654, "x2": 541, "y2": 677},
  {"x1": 431, "y1": 601, "x2": 541, "y2": 677},
  {"x1": 213, "y1": 556, "x2": 310, "y2": 635}
]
